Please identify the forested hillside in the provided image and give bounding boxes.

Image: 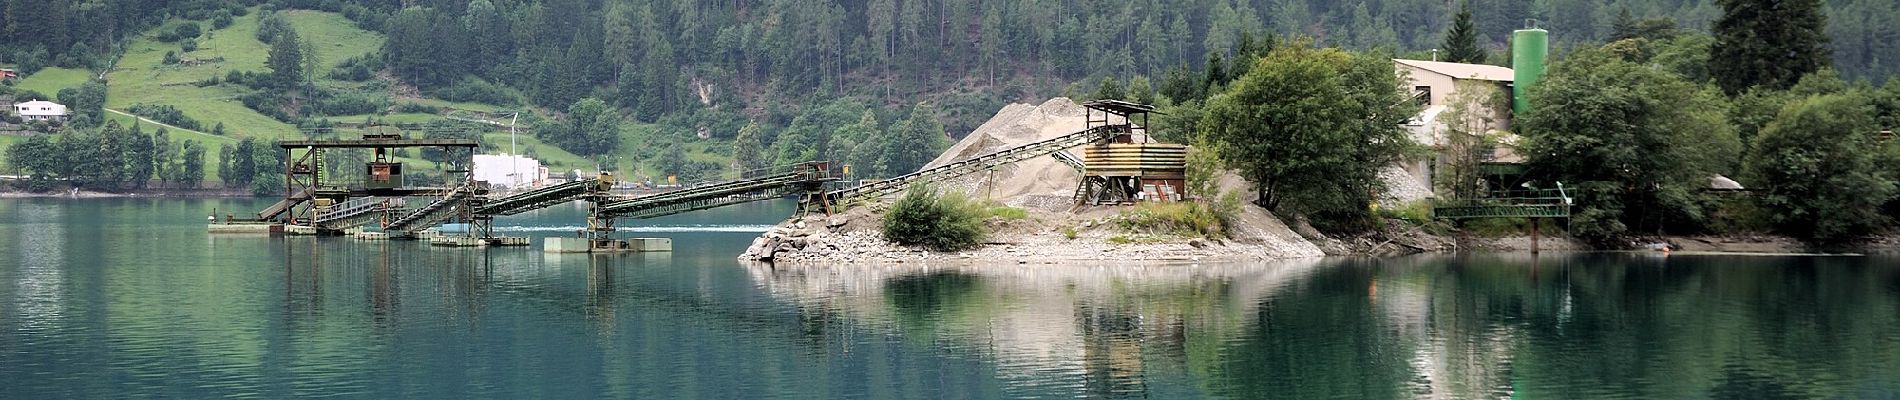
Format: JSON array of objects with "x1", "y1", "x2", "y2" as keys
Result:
[{"x1": 0, "y1": 0, "x2": 1896, "y2": 189}]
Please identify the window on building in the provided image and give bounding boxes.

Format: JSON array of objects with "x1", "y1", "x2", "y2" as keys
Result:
[{"x1": 1414, "y1": 86, "x2": 1432, "y2": 106}]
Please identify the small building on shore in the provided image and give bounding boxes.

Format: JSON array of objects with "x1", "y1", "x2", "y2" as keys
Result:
[
  {"x1": 15, "y1": 100, "x2": 68, "y2": 123},
  {"x1": 473, "y1": 153, "x2": 548, "y2": 190},
  {"x1": 1390, "y1": 60, "x2": 1524, "y2": 203}
]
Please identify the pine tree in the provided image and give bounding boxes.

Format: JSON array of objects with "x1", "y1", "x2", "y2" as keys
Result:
[
  {"x1": 1710, "y1": 0, "x2": 1831, "y2": 95},
  {"x1": 1442, "y1": 1, "x2": 1486, "y2": 64},
  {"x1": 1092, "y1": 77, "x2": 1124, "y2": 101},
  {"x1": 1609, "y1": 7, "x2": 1639, "y2": 42},
  {"x1": 266, "y1": 27, "x2": 303, "y2": 88},
  {"x1": 1203, "y1": 52, "x2": 1227, "y2": 92}
]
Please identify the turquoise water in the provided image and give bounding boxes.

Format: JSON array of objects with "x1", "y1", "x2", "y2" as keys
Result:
[{"x1": 2, "y1": 198, "x2": 1899, "y2": 398}]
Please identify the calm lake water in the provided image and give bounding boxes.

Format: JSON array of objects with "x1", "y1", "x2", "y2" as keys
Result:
[{"x1": 2, "y1": 198, "x2": 1898, "y2": 399}]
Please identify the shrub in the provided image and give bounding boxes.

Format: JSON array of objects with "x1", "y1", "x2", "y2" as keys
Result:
[
  {"x1": 255, "y1": 13, "x2": 290, "y2": 44},
  {"x1": 882, "y1": 184, "x2": 988, "y2": 251},
  {"x1": 435, "y1": 77, "x2": 520, "y2": 106},
  {"x1": 240, "y1": 92, "x2": 294, "y2": 122},
  {"x1": 308, "y1": 92, "x2": 389, "y2": 116},
  {"x1": 327, "y1": 54, "x2": 381, "y2": 81},
  {"x1": 988, "y1": 205, "x2": 1028, "y2": 220},
  {"x1": 1114, "y1": 201, "x2": 1226, "y2": 238},
  {"x1": 1376, "y1": 200, "x2": 1436, "y2": 226},
  {"x1": 181, "y1": 39, "x2": 198, "y2": 52},
  {"x1": 212, "y1": 11, "x2": 234, "y2": 29},
  {"x1": 394, "y1": 103, "x2": 440, "y2": 114},
  {"x1": 127, "y1": 104, "x2": 204, "y2": 131},
  {"x1": 173, "y1": 23, "x2": 201, "y2": 41},
  {"x1": 162, "y1": 51, "x2": 180, "y2": 65}
]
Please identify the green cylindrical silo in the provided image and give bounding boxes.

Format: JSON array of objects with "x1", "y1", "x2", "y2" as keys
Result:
[{"x1": 1511, "y1": 27, "x2": 1548, "y2": 115}]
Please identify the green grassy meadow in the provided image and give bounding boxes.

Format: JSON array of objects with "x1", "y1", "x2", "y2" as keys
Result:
[
  {"x1": 106, "y1": 9, "x2": 386, "y2": 141},
  {"x1": 14, "y1": 67, "x2": 91, "y2": 97},
  {"x1": 5, "y1": 7, "x2": 717, "y2": 187}
]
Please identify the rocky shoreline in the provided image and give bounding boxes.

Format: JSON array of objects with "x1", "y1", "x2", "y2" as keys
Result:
[{"x1": 742, "y1": 215, "x2": 1313, "y2": 264}]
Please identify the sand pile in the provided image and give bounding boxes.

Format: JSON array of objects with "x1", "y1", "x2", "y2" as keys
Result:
[{"x1": 921, "y1": 98, "x2": 1123, "y2": 210}]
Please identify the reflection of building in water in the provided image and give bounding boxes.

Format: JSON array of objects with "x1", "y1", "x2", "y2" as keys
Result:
[
  {"x1": 744, "y1": 260, "x2": 1326, "y2": 395},
  {"x1": 10, "y1": 204, "x2": 66, "y2": 331},
  {"x1": 1373, "y1": 255, "x2": 1564, "y2": 399}
]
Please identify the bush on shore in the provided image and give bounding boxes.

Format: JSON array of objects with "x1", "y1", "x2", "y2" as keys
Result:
[
  {"x1": 882, "y1": 184, "x2": 987, "y2": 251},
  {"x1": 1113, "y1": 191, "x2": 1243, "y2": 238}
]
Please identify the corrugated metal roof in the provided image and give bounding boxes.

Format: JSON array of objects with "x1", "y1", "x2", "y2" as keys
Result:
[{"x1": 1394, "y1": 59, "x2": 1515, "y2": 82}]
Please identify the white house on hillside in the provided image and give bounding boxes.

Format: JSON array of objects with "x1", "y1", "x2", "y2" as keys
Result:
[{"x1": 15, "y1": 100, "x2": 69, "y2": 122}]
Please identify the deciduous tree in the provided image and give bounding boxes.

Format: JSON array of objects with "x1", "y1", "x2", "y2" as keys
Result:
[
  {"x1": 1743, "y1": 94, "x2": 1894, "y2": 243},
  {"x1": 1202, "y1": 43, "x2": 1419, "y2": 229},
  {"x1": 1520, "y1": 48, "x2": 1741, "y2": 241}
]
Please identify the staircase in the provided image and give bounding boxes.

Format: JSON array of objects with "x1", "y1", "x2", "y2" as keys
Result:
[
  {"x1": 312, "y1": 197, "x2": 404, "y2": 231},
  {"x1": 255, "y1": 187, "x2": 316, "y2": 221},
  {"x1": 382, "y1": 183, "x2": 477, "y2": 235}
]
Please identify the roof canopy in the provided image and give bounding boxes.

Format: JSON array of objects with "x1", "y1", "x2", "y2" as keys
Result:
[
  {"x1": 1081, "y1": 99, "x2": 1158, "y2": 116},
  {"x1": 1394, "y1": 59, "x2": 1515, "y2": 82}
]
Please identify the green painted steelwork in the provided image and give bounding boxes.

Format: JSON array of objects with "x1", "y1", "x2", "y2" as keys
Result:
[
  {"x1": 1512, "y1": 26, "x2": 1548, "y2": 115},
  {"x1": 1432, "y1": 190, "x2": 1572, "y2": 220}
]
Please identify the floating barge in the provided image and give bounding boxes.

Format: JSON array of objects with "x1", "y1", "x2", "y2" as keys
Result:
[
  {"x1": 430, "y1": 235, "x2": 531, "y2": 247},
  {"x1": 207, "y1": 222, "x2": 278, "y2": 234},
  {"x1": 544, "y1": 237, "x2": 672, "y2": 253}
]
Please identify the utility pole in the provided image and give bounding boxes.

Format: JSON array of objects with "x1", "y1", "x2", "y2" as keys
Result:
[{"x1": 509, "y1": 112, "x2": 519, "y2": 189}]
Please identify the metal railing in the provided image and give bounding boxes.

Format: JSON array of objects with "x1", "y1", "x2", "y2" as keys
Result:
[{"x1": 1431, "y1": 188, "x2": 1573, "y2": 219}]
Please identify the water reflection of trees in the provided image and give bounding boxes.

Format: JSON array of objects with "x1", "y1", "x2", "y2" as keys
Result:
[
  {"x1": 745, "y1": 260, "x2": 1330, "y2": 398},
  {"x1": 749, "y1": 255, "x2": 1900, "y2": 399},
  {"x1": 1368, "y1": 254, "x2": 1900, "y2": 399}
]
